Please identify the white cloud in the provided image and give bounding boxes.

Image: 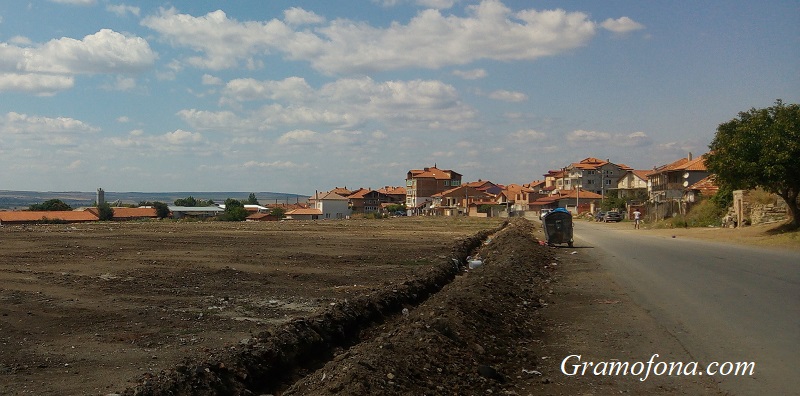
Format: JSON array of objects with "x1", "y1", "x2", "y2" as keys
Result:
[
  {"x1": 567, "y1": 129, "x2": 611, "y2": 144},
  {"x1": 242, "y1": 160, "x2": 300, "y2": 169},
  {"x1": 162, "y1": 129, "x2": 203, "y2": 145},
  {"x1": 106, "y1": 4, "x2": 140, "y2": 17},
  {"x1": 601, "y1": 17, "x2": 645, "y2": 34},
  {"x1": 0, "y1": 112, "x2": 98, "y2": 135},
  {"x1": 489, "y1": 89, "x2": 527, "y2": 102},
  {"x1": 116, "y1": 116, "x2": 130, "y2": 123},
  {"x1": 142, "y1": 1, "x2": 598, "y2": 74},
  {"x1": 452, "y1": 68, "x2": 487, "y2": 80},
  {"x1": 184, "y1": 76, "x2": 476, "y2": 133},
  {"x1": 201, "y1": 74, "x2": 223, "y2": 85},
  {"x1": 510, "y1": 129, "x2": 546, "y2": 141},
  {"x1": 222, "y1": 77, "x2": 314, "y2": 102},
  {"x1": 283, "y1": 7, "x2": 325, "y2": 26},
  {"x1": 619, "y1": 131, "x2": 652, "y2": 147},
  {"x1": 373, "y1": 0, "x2": 458, "y2": 9},
  {"x1": 104, "y1": 76, "x2": 136, "y2": 91},
  {"x1": 49, "y1": 0, "x2": 95, "y2": 5},
  {"x1": 0, "y1": 73, "x2": 74, "y2": 95},
  {"x1": 277, "y1": 129, "x2": 319, "y2": 146},
  {"x1": 9, "y1": 36, "x2": 32, "y2": 45},
  {"x1": 0, "y1": 29, "x2": 155, "y2": 94}
]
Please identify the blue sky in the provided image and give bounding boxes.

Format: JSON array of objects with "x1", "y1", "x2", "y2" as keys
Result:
[{"x1": 1, "y1": 0, "x2": 798, "y2": 195}]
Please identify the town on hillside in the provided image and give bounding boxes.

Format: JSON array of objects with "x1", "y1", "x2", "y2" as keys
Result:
[{"x1": 0, "y1": 153, "x2": 788, "y2": 228}]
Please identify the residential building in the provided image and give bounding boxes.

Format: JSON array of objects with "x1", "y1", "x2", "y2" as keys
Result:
[
  {"x1": 647, "y1": 153, "x2": 710, "y2": 219},
  {"x1": 285, "y1": 207, "x2": 322, "y2": 220},
  {"x1": 309, "y1": 190, "x2": 351, "y2": 219},
  {"x1": 405, "y1": 165, "x2": 462, "y2": 209},
  {"x1": 430, "y1": 184, "x2": 494, "y2": 216},
  {"x1": 616, "y1": 170, "x2": 650, "y2": 200},
  {"x1": 563, "y1": 157, "x2": 633, "y2": 196},
  {"x1": 376, "y1": 186, "x2": 407, "y2": 205}
]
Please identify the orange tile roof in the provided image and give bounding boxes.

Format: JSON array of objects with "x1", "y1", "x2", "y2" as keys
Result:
[
  {"x1": 286, "y1": 208, "x2": 323, "y2": 215},
  {"x1": 408, "y1": 166, "x2": 460, "y2": 180},
  {"x1": 110, "y1": 207, "x2": 157, "y2": 219},
  {"x1": 0, "y1": 210, "x2": 99, "y2": 223},
  {"x1": 676, "y1": 155, "x2": 707, "y2": 171},
  {"x1": 378, "y1": 186, "x2": 406, "y2": 195}
]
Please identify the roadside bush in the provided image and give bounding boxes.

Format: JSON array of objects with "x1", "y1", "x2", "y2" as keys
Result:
[{"x1": 685, "y1": 199, "x2": 726, "y2": 227}]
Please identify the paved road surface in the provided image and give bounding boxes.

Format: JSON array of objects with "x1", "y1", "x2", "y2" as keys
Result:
[{"x1": 573, "y1": 221, "x2": 799, "y2": 396}]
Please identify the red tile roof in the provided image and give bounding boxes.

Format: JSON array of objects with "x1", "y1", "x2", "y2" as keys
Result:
[{"x1": 0, "y1": 210, "x2": 99, "y2": 223}]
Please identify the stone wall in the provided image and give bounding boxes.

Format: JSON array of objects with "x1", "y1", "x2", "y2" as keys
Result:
[{"x1": 728, "y1": 190, "x2": 789, "y2": 227}]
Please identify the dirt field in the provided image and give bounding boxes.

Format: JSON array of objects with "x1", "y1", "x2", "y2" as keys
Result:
[
  {"x1": 2, "y1": 216, "x2": 761, "y2": 395},
  {"x1": 0, "y1": 217, "x2": 502, "y2": 395}
]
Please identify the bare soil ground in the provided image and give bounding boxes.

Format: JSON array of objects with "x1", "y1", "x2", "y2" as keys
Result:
[{"x1": 1, "y1": 216, "x2": 758, "y2": 395}]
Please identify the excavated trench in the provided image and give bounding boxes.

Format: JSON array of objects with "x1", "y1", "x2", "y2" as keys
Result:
[{"x1": 121, "y1": 219, "x2": 552, "y2": 395}]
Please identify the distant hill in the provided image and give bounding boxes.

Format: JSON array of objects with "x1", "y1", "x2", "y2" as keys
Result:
[{"x1": 0, "y1": 190, "x2": 309, "y2": 209}]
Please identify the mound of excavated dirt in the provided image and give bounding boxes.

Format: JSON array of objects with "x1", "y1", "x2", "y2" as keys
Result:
[{"x1": 120, "y1": 218, "x2": 553, "y2": 395}]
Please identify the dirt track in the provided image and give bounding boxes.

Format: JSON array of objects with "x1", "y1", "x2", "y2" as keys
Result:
[{"x1": 1, "y1": 217, "x2": 728, "y2": 395}]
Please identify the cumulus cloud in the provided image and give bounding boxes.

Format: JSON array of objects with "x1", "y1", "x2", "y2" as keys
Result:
[
  {"x1": 0, "y1": 112, "x2": 98, "y2": 135},
  {"x1": 489, "y1": 89, "x2": 527, "y2": 102},
  {"x1": 106, "y1": 4, "x2": 140, "y2": 17},
  {"x1": 566, "y1": 129, "x2": 653, "y2": 148},
  {"x1": 283, "y1": 7, "x2": 325, "y2": 26},
  {"x1": 0, "y1": 29, "x2": 155, "y2": 94},
  {"x1": 601, "y1": 17, "x2": 645, "y2": 34},
  {"x1": 185, "y1": 76, "x2": 476, "y2": 133},
  {"x1": 0, "y1": 73, "x2": 74, "y2": 95},
  {"x1": 452, "y1": 68, "x2": 487, "y2": 80},
  {"x1": 49, "y1": 0, "x2": 95, "y2": 5},
  {"x1": 620, "y1": 131, "x2": 652, "y2": 147},
  {"x1": 141, "y1": 1, "x2": 599, "y2": 74},
  {"x1": 201, "y1": 74, "x2": 223, "y2": 85},
  {"x1": 277, "y1": 129, "x2": 319, "y2": 146},
  {"x1": 242, "y1": 160, "x2": 301, "y2": 169},
  {"x1": 510, "y1": 129, "x2": 546, "y2": 141},
  {"x1": 567, "y1": 129, "x2": 612, "y2": 144}
]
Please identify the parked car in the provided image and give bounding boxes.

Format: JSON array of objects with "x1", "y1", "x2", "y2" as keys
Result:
[
  {"x1": 539, "y1": 209, "x2": 552, "y2": 219},
  {"x1": 594, "y1": 211, "x2": 606, "y2": 222},
  {"x1": 603, "y1": 211, "x2": 622, "y2": 222}
]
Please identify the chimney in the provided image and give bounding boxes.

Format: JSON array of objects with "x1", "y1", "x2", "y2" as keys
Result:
[{"x1": 688, "y1": 152, "x2": 693, "y2": 161}]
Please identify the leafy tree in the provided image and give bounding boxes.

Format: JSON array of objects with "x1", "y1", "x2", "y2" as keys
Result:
[
  {"x1": 600, "y1": 191, "x2": 626, "y2": 212},
  {"x1": 152, "y1": 202, "x2": 171, "y2": 219},
  {"x1": 220, "y1": 198, "x2": 249, "y2": 221},
  {"x1": 269, "y1": 206, "x2": 286, "y2": 219},
  {"x1": 706, "y1": 100, "x2": 800, "y2": 228},
  {"x1": 246, "y1": 193, "x2": 260, "y2": 205},
  {"x1": 386, "y1": 203, "x2": 406, "y2": 213},
  {"x1": 97, "y1": 202, "x2": 114, "y2": 221},
  {"x1": 29, "y1": 199, "x2": 72, "y2": 211},
  {"x1": 174, "y1": 196, "x2": 198, "y2": 207}
]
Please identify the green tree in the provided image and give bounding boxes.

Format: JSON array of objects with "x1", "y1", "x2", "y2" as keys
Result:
[
  {"x1": 269, "y1": 206, "x2": 286, "y2": 219},
  {"x1": 220, "y1": 198, "x2": 249, "y2": 221},
  {"x1": 246, "y1": 193, "x2": 260, "y2": 205},
  {"x1": 97, "y1": 202, "x2": 114, "y2": 221},
  {"x1": 174, "y1": 196, "x2": 198, "y2": 207},
  {"x1": 152, "y1": 202, "x2": 171, "y2": 219},
  {"x1": 29, "y1": 199, "x2": 72, "y2": 211},
  {"x1": 706, "y1": 100, "x2": 800, "y2": 228}
]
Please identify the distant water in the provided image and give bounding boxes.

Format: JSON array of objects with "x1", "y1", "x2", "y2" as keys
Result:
[{"x1": 0, "y1": 190, "x2": 309, "y2": 209}]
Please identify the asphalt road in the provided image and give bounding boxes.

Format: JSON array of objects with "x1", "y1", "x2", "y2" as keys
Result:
[{"x1": 572, "y1": 221, "x2": 799, "y2": 396}]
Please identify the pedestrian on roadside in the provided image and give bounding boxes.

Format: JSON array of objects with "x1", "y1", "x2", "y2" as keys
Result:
[{"x1": 633, "y1": 208, "x2": 642, "y2": 229}]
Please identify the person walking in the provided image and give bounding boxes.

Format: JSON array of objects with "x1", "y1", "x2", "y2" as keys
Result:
[{"x1": 633, "y1": 208, "x2": 642, "y2": 229}]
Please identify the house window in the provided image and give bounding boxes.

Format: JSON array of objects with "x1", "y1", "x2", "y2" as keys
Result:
[
  {"x1": 444, "y1": 180, "x2": 450, "y2": 186},
  {"x1": 588, "y1": 170, "x2": 596, "y2": 175},
  {"x1": 605, "y1": 179, "x2": 612, "y2": 185},
  {"x1": 451, "y1": 180, "x2": 460, "y2": 186},
  {"x1": 587, "y1": 180, "x2": 595, "y2": 185}
]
